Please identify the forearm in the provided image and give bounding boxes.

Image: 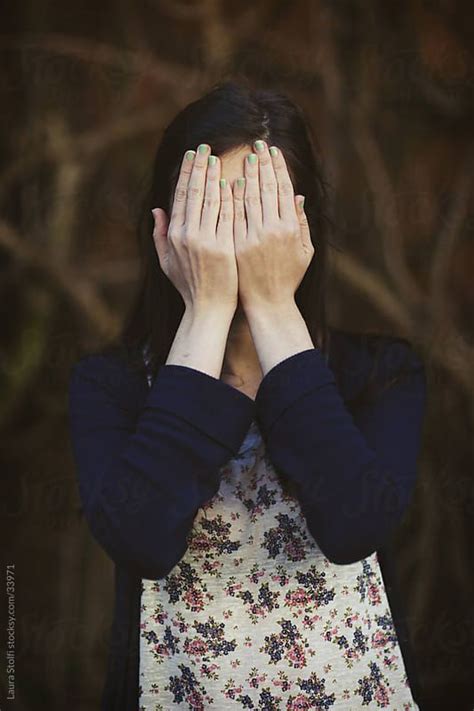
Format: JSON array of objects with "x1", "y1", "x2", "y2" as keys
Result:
[
  {"x1": 244, "y1": 300, "x2": 314, "y2": 376},
  {"x1": 166, "y1": 304, "x2": 235, "y2": 378},
  {"x1": 253, "y1": 343, "x2": 427, "y2": 564},
  {"x1": 69, "y1": 352, "x2": 256, "y2": 580}
]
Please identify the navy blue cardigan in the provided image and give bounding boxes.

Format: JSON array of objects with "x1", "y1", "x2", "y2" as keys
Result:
[{"x1": 67, "y1": 327, "x2": 427, "y2": 709}]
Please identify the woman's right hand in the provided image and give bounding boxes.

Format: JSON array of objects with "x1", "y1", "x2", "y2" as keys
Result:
[{"x1": 152, "y1": 144, "x2": 238, "y2": 314}]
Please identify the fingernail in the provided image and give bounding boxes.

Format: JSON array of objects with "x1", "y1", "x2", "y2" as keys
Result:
[
  {"x1": 254, "y1": 140, "x2": 265, "y2": 152},
  {"x1": 237, "y1": 177, "x2": 246, "y2": 188},
  {"x1": 198, "y1": 143, "x2": 209, "y2": 154},
  {"x1": 185, "y1": 150, "x2": 195, "y2": 161},
  {"x1": 269, "y1": 146, "x2": 278, "y2": 157},
  {"x1": 247, "y1": 153, "x2": 257, "y2": 164},
  {"x1": 208, "y1": 155, "x2": 217, "y2": 166},
  {"x1": 220, "y1": 178, "x2": 227, "y2": 189},
  {"x1": 300, "y1": 196, "x2": 305, "y2": 208}
]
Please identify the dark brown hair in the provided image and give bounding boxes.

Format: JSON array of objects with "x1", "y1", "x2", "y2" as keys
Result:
[
  {"x1": 99, "y1": 77, "x2": 421, "y2": 404},
  {"x1": 105, "y1": 78, "x2": 336, "y2": 378}
]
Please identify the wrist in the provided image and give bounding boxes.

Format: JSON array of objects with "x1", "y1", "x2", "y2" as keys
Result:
[
  {"x1": 243, "y1": 299, "x2": 298, "y2": 323},
  {"x1": 185, "y1": 301, "x2": 236, "y2": 325}
]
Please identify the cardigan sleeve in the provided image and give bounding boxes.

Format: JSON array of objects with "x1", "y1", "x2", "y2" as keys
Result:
[
  {"x1": 254, "y1": 341, "x2": 427, "y2": 565},
  {"x1": 68, "y1": 354, "x2": 256, "y2": 580}
]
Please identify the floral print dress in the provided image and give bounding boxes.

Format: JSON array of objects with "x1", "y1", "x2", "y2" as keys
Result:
[{"x1": 138, "y1": 415, "x2": 419, "y2": 710}]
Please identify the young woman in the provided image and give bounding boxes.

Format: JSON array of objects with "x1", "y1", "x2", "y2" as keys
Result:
[{"x1": 68, "y1": 80, "x2": 427, "y2": 710}]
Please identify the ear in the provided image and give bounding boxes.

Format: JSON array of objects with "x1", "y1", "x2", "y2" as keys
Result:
[{"x1": 151, "y1": 208, "x2": 170, "y2": 270}]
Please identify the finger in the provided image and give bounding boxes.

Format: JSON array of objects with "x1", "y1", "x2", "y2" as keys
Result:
[
  {"x1": 185, "y1": 143, "x2": 210, "y2": 233},
  {"x1": 232, "y1": 176, "x2": 247, "y2": 246},
  {"x1": 269, "y1": 145, "x2": 298, "y2": 223},
  {"x1": 200, "y1": 154, "x2": 221, "y2": 235},
  {"x1": 295, "y1": 195, "x2": 314, "y2": 255},
  {"x1": 168, "y1": 149, "x2": 195, "y2": 232},
  {"x1": 254, "y1": 139, "x2": 279, "y2": 225},
  {"x1": 244, "y1": 151, "x2": 262, "y2": 234},
  {"x1": 151, "y1": 208, "x2": 170, "y2": 270},
  {"x1": 216, "y1": 177, "x2": 234, "y2": 244}
]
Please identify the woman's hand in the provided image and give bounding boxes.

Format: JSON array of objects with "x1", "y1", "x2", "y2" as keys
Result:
[
  {"x1": 152, "y1": 144, "x2": 238, "y2": 314},
  {"x1": 232, "y1": 139, "x2": 315, "y2": 313}
]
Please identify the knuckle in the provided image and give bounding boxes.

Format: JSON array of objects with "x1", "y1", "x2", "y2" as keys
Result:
[
  {"x1": 220, "y1": 211, "x2": 232, "y2": 223},
  {"x1": 178, "y1": 166, "x2": 191, "y2": 182},
  {"x1": 187, "y1": 185, "x2": 203, "y2": 200},
  {"x1": 175, "y1": 187, "x2": 187, "y2": 202},
  {"x1": 196, "y1": 240, "x2": 211, "y2": 255},
  {"x1": 279, "y1": 181, "x2": 294, "y2": 195},
  {"x1": 288, "y1": 218, "x2": 300, "y2": 232},
  {"x1": 261, "y1": 181, "x2": 277, "y2": 194},
  {"x1": 203, "y1": 196, "x2": 219, "y2": 210},
  {"x1": 215, "y1": 245, "x2": 232, "y2": 261},
  {"x1": 167, "y1": 224, "x2": 181, "y2": 241},
  {"x1": 245, "y1": 194, "x2": 260, "y2": 206}
]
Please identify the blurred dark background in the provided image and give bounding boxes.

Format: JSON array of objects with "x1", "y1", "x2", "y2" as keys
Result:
[{"x1": 1, "y1": 1, "x2": 473, "y2": 709}]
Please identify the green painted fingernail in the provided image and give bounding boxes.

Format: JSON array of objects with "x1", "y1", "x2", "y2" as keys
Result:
[
  {"x1": 300, "y1": 196, "x2": 305, "y2": 208},
  {"x1": 254, "y1": 140, "x2": 265, "y2": 152},
  {"x1": 269, "y1": 146, "x2": 278, "y2": 157},
  {"x1": 220, "y1": 178, "x2": 227, "y2": 189},
  {"x1": 185, "y1": 150, "x2": 195, "y2": 161},
  {"x1": 208, "y1": 155, "x2": 217, "y2": 166},
  {"x1": 247, "y1": 153, "x2": 257, "y2": 164},
  {"x1": 237, "y1": 177, "x2": 246, "y2": 188},
  {"x1": 198, "y1": 143, "x2": 208, "y2": 154}
]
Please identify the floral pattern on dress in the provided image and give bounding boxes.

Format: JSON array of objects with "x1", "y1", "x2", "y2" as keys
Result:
[{"x1": 139, "y1": 419, "x2": 419, "y2": 710}]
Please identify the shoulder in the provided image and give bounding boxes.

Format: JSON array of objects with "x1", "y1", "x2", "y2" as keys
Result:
[{"x1": 327, "y1": 326, "x2": 426, "y2": 402}]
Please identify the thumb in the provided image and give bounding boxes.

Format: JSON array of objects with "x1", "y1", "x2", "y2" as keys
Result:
[
  {"x1": 295, "y1": 195, "x2": 313, "y2": 256},
  {"x1": 151, "y1": 208, "x2": 169, "y2": 270}
]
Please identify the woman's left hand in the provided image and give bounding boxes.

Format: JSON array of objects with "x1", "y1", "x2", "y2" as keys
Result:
[{"x1": 232, "y1": 139, "x2": 315, "y2": 313}]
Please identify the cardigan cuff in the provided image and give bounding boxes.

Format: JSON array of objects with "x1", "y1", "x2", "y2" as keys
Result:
[
  {"x1": 255, "y1": 348, "x2": 336, "y2": 435},
  {"x1": 146, "y1": 364, "x2": 256, "y2": 454}
]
